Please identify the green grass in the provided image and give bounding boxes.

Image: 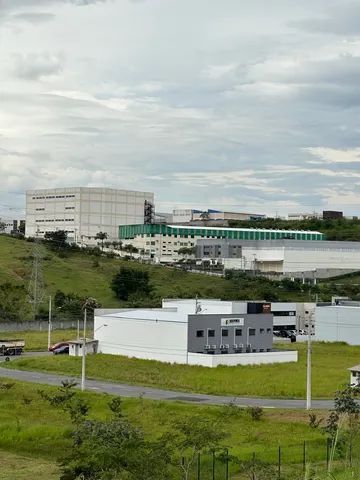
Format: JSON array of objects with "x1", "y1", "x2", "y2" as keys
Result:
[
  {"x1": 4, "y1": 342, "x2": 356, "y2": 399},
  {"x1": 0, "y1": 329, "x2": 88, "y2": 351},
  {"x1": 0, "y1": 450, "x2": 58, "y2": 480},
  {"x1": 0, "y1": 379, "x2": 328, "y2": 468}
]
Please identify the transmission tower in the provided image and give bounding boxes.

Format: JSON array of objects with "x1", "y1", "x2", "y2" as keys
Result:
[{"x1": 28, "y1": 227, "x2": 45, "y2": 319}]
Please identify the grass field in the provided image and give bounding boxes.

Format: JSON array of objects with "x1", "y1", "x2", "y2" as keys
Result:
[
  {"x1": 0, "y1": 329, "x2": 86, "y2": 351},
  {"x1": 0, "y1": 378, "x2": 329, "y2": 474},
  {"x1": 4, "y1": 341, "x2": 355, "y2": 399},
  {"x1": 0, "y1": 450, "x2": 58, "y2": 480}
]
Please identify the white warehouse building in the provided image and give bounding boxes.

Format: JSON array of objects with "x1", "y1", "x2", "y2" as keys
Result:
[
  {"x1": 26, "y1": 187, "x2": 154, "y2": 243},
  {"x1": 94, "y1": 299, "x2": 298, "y2": 367},
  {"x1": 197, "y1": 239, "x2": 360, "y2": 278}
]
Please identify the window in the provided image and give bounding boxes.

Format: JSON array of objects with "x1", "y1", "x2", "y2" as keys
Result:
[
  {"x1": 235, "y1": 329, "x2": 242, "y2": 336},
  {"x1": 196, "y1": 330, "x2": 204, "y2": 338},
  {"x1": 252, "y1": 349, "x2": 257, "y2": 353},
  {"x1": 208, "y1": 329, "x2": 215, "y2": 338},
  {"x1": 249, "y1": 328, "x2": 256, "y2": 336},
  {"x1": 267, "y1": 328, "x2": 272, "y2": 334},
  {"x1": 222, "y1": 329, "x2": 228, "y2": 337},
  {"x1": 260, "y1": 328, "x2": 264, "y2": 333}
]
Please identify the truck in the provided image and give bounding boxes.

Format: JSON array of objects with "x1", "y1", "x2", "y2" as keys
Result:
[{"x1": 0, "y1": 339, "x2": 25, "y2": 356}]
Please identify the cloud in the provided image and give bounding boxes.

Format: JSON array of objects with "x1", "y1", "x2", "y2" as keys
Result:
[
  {"x1": 292, "y1": 2, "x2": 360, "y2": 35},
  {"x1": 13, "y1": 53, "x2": 63, "y2": 80},
  {"x1": 10, "y1": 12, "x2": 55, "y2": 23},
  {"x1": 0, "y1": 0, "x2": 360, "y2": 217},
  {"x1": 305, "y1": 147, "x2": 360, "y2": 164}
]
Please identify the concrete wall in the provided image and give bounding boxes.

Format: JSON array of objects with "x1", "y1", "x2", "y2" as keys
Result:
[
  {"x1": 95, "y1": 313, "x2": 188, "y2": 363},
  {"x1": 315, "y1": 306, "x2": 360, "y2": 345},
  {"x1": 0, "y1": 319, "x2": 92, "y2": 332},
  {"x1": 187, "y1": 350, "x2": 298, "y2": 367}
]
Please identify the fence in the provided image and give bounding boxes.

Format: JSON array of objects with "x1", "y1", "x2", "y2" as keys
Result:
[
  {"x1": 0, "y1": 319, "x2": 94, "y2": 332},
  {"x1": 172, "y1": 437, "x2": 360, "y2": 479}
]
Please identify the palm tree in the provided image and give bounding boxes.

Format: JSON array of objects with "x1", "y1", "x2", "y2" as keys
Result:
[{"x1": 95, "y1": 231, "x2": 108, "y2": 251}]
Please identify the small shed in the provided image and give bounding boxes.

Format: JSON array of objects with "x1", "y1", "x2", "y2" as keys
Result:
[
  {"x1": 68, "y1": 338, "x2": 98, "y2": 357},
  {"x1": 348, "y1": 365, "x2": 360, "y2": 387}
]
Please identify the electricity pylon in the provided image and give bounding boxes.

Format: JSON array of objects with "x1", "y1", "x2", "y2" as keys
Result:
[{"x1": 28, "y1": 227, "x2": 45, "y2": 319}]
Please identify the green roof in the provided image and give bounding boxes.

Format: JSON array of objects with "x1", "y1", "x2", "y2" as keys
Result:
[{"x1": 119, "y1": 224, "x2": 325, "y2": 242}]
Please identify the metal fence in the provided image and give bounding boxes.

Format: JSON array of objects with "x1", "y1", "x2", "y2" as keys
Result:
[{"x1": 173, "y1": 438, "x2": 359, "y2": 479}]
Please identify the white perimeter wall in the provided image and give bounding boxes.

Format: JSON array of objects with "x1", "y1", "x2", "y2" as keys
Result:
[
  {"x1": 283, "y1": 247, "x2": 360, "y2": 273},
  {"x1": 315, "y1": 306, "x2": 360, "y2": 345},
  {"x1": 95, "y1": 314, "x2": 188, "y2": 363},
  {"x1": 188, "y1": 350, "x2": 298, "y2": 367}
]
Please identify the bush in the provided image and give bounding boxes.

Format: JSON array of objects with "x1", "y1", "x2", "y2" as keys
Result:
[{"x1": 247, "y1": 406, "x2": 264, "y2": 421}]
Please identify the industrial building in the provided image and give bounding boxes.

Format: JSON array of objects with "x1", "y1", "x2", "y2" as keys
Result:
[
  {"x1": 26, "y1": 187, "x2": 154, "y2": 243},
  {"x1": 196, "y1": 238, "x2": 360, "y2": 278},
  {"x1": 94, "y1": 299, "x2": 298, "y2": 367},
  {"x1": 172, "y1": 209, "x2": 266, "y2": 224},
  {"x1": 315, "y1": 301, "x2": 360, "y2": 345},
  {"x1": 0, "y1": 218, "x2": 25, "y2": 235},
  {"x1": 119, "y1": 224, "x2": 324, "y2": 262}
]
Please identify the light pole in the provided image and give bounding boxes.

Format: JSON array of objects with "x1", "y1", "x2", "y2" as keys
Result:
[
  {"x1": 47, "y1": 295, "x2": 52, "y2": 351},
  {"x1": 80, "y1": 315, "x2": 107, "y2": 392},
  {"x1": 306, "y1": 321, "x2": 312, "y2": 410}
]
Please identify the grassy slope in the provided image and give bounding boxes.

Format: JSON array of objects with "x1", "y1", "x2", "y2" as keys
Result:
[
  {"x1": 0, "y1": 235, "x2": 241, "y2": 307},
  {"x1": 0, "y1": 329, "x2": 89, "y2": 351},
  {"x1": 5, "y1": 342, "x2": 355, "y2": 398},
  {"x1": 0, "y1": 379, "x2": 326, "y2": 471}
]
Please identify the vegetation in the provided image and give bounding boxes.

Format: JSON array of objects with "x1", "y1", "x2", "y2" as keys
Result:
[
  {"x1": 0, "y1": 378, "x2": 336, "y2": 479},
  {"x1": 229, "y1": 217, "x2": 360, "y2": 242},
  {"x1": 0, "y1": 329, "x2": 85, "y2": 351},
  {"x1": 111, "y1": 266, "x2": 152, "y2": 301},
  {"x1": 5, "y1": 342, "x2": 358, "y2": 399}
]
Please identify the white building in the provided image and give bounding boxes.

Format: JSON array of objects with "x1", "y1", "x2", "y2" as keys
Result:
[
  {"x1": 26, "y1": 187, "x2": 154, "y2": 243},
  {"x1": 198, "y1": 239, "x2": 360, "y2": 278},
  {"x1": 172, "y1": 209, "x2": 266, "y2": 224},
  {"x1": 0, "y1": 218, "x2": 25, "y2": 235},
  {"x1": 120, "y1": 224, "x2": 324, "y2": 263},
  {"x1": 315, "y1": 302, "x2": 360, "y2": 345},
  {"x1": 94, "y1": 299, "x2": 298, "y2": 367}
]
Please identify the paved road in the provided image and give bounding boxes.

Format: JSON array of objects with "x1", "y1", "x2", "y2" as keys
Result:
[{"x1": 0, "y1": 366, "x2": 334, "y2": 409}]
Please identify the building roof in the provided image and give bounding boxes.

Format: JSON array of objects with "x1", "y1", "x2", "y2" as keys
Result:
[
  {"x1": 348, "y1": 365, "x2": 360, "y2": 372},
  {"x1": 119, "y1": 224, "x2": 325, "y2": 241}
]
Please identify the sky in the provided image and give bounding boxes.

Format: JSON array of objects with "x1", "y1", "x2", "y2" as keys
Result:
[{"x1": 0, "y1": 0, "x2": 360, "y2": 217}]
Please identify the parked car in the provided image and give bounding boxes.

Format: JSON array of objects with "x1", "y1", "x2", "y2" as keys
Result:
[
  {"x1": 53, "y1": 345, "x2": 69, "y2": 355},
  {"x1": 49, "y1": 342, "x2": 69, "y2": 352}
]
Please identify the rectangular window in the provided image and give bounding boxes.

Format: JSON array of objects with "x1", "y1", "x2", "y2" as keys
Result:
[
  {"x1": 260, "y1": 328, "x2": 264, "y2": 333},
  {"x1": 196, "y1": 330, "x2": 204, "y2": 338},
  {"x1": 249, "y1": 328, "x2": 256, "y2": 336},
  {"x1": 221, "y1": 329, "x2": 229, "y2": 337},
  {"x1": 267, "y1": 328, "x2": 272, "y2": 334},
  {"x1": 235, "y1": 329, "x2": 242, "y2": 336},
  {"x1": 208, "y1": 329, "x2": 215, "y2": 338}
]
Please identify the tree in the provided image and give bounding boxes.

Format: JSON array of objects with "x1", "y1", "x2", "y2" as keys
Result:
[
  {"x1": 0, "y1": 220, "x2": 5, "y2": 233},
  {"x1": 44, "y1": 230, "x2": 68, "y2": 251},
  {"x1": 111, "y1": 267, "x2": 151, "y2": 301},
  {"x1": 177, "y1": 247, "x2": 196, "y2": 257},
  {"x1": 95, "y1": 231, "x2": 108, "y2": 251},
  {"x1": 171, "y1": 415, "x2": 228, "y2": 480},
  {"x1": 0, "y1": 283, "x2": 31, "y2": 322}
]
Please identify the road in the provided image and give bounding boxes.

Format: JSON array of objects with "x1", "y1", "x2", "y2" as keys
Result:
[{"x1": 0, "y1": 365, "x2": 334, "y2": 409}]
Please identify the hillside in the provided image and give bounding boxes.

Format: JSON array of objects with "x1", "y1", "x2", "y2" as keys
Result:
[{"x1": 0, "y1": 235, "x2": 316, "y2": 319}]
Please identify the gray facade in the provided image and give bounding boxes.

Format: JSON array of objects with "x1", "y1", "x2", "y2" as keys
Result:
[
  {"x1": 187, "y1": 313, "x2": 273, "y2": 355},
  {"x1": 198, "y1": 239, "x2": 243, "y2": 258}
]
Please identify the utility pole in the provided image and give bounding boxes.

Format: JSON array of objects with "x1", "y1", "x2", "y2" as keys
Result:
[
  {"x1": 306, "y1": 321, "x2": 312, "y2": 410},
  {"x1": 47, "y1": 295, "x2": 52, "y2": 351},
  {"x1": 81, "y1": 308, "x2": 87, "y2": 392},
  {"x1": 28, "y1": 227, "x2": 45, "y2": 319}
]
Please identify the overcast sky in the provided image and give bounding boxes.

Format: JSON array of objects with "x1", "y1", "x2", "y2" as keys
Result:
[{"x1": 1, "y1": 0, "x2": 360, "y2": 217}]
